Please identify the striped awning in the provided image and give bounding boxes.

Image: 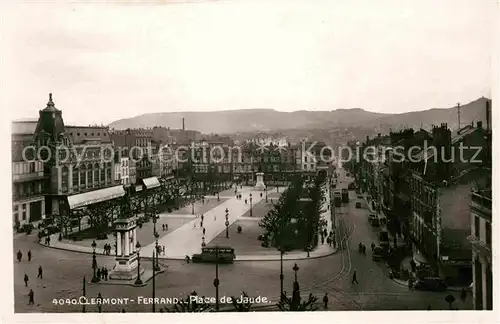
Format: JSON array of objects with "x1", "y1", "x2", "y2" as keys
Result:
[
  {"x1": 68, "y1": 185, "x2": 125, "y2": 210},
  {"x1": 143, "y1": 177, "x2": 160, "y2": 189}
]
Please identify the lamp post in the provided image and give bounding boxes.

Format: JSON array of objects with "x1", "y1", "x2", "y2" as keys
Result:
[
  {"x1": 91, "y1": 240, "x2": 99, "y2": 283},
  {"x1": 279, "y1": 247, "x2": 284, "y2": 302},
  {"x1": 249, "y1": 193, "x2": 253, "y2": 217},
  {"x1": 265, "y1": 187, "x2": 268, "y2": 202},
  {"x1": 225, "y1": 208, "x2": 229, "y2": 239},
  {"x1": 152, "y1": 209, "x2": 160, "y2": 271},
  {"x1": 135, "y1": 241, "x2": 143, "y2": 285},
  {"x1": 214, "y1": 246, "x2": 220, "y2": 311},
  {"x1": 293, "y1": 263, "x2": 299, "y2": 282}
]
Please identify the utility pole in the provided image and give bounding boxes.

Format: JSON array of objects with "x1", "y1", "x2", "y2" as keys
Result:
[
  {"x1": 152, "y1": 250, "x2": 156, "y2": 312},
  {"x1": 82, "y1": 276, "x2": 86, "y2": 313}
]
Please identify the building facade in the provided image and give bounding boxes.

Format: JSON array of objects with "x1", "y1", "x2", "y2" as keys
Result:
[{"x1": 468, "y1": 189, "x2": 492, "y2": 310}]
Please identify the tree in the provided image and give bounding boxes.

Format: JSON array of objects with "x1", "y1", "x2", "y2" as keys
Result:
[
  {"x1": 163, "y1": 292, "x2": 212, "y2": 313},
  {"x1": 277, "y1": 290, "x2": 318, "y2": 311},
  {"x1": 230, "y1": 291, "x2": 253, "y2": 312},
  {"x1": 445, "y1": 294, "x2": 456, "y2": 310}
]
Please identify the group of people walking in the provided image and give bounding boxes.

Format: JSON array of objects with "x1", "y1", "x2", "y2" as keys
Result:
[{"x1": 17, "y1": 249, "x2": 42, "y2": 306}]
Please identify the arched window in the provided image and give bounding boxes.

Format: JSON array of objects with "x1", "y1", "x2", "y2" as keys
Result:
[
  {"x1": 61, "y1": 166, "x2": 69, "y2": 193},
  {"x1": 72, "y1": 166, "x2": 79, "y2": 188},
  {"x1": 80, "y1": 165, "x2": 86, "y2": 186},
  {"x1": 94, "y1": 163, "x2": 99, "y2": 183},
  {"x1": 87, "y1": 163, "x2": 93, "y2": 186}
]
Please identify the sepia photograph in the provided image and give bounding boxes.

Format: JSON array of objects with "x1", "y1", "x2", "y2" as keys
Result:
[{"x1": 1, "y1": 0, "x2": 497, "y2": 322}]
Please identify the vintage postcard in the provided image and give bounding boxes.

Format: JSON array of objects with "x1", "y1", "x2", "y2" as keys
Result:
[{"x1": 1, "y1": 0, "x2": 497, "y2": 323}]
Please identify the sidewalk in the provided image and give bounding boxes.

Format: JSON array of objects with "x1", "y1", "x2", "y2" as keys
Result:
[{"x1": 39, "y1": 185, "x2": 338, "y2": 262}]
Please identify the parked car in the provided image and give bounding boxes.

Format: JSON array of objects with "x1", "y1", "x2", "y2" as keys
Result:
[
  {"x1": 372, "y1": 246, "x2": 384, "y2": 261},
  {"x1": 414, "y1": 277, "x2": 447, "y2": 292},
  {"x1": 355, "y1": 202, "x2": 362, "y2": 208}
]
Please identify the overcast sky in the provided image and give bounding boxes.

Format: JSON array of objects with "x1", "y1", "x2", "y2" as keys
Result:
[{"x1": 1, "y1": 0, "x2": 494, "y2": 125}]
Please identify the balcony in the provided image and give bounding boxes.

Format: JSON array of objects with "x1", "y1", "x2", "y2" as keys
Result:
[
  {"x1": 467, "y1": 234, "x2": 491, "y2": 263},
  {"x1": 12, "y1": 171, "x2": 46, "y2": 183},
  {"x1": 470, "y1": 192, "x2": 492, "y2": 219}
]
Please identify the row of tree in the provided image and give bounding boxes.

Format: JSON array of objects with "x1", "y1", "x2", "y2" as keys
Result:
[{"x1": 258, "y1": 175, "x2": 326, "y2": 252}]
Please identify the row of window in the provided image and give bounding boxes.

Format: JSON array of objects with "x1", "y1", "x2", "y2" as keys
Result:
[
  {"x1": 13, "y1": 181, "x2": 44, "y2": 199},
  {"x1": 12, "y1": 161, "x2": 43, "y2": 175},
  {"x1": 70, "y1": 131, "x2": 106, "y2": 137},
  {"x1": 474, "y1": 216, "x2": 492, "y2": 247}
]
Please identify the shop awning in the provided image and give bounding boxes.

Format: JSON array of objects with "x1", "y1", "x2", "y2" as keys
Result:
[
  {"x1": 68, "y1": 185, "x2": 125, "y2": 210},
  {"x1": 143, "y1": 177, "x2": 160, "y2": 189},
  {"x1": 135, "y1": 185, "x2": 143, "y2": 192}
]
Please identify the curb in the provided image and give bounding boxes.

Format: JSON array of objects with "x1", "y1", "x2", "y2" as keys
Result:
[{"x1": 39, "y1": 241, "x2": 339, "y2": 262}]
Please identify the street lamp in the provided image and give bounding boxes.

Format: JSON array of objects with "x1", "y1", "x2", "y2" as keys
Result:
[
  {"x1": 135, "y1": 241, "x2": 143, "y2": 285},
  {"x1": 214, "y1": 246, "x2": 220, "y2": 311},
  {"x1": 91, "y1": 240, "x2": 99, "y2": 283},
  {"x1": 279, "y1": 247, "x2": 284, "y2": 302},
  {"x1": 152, "y1": 209, "x2": 160, "y2": 271},
  {"x1": 225, "y1": 208, "x2": 229, "y2": 239},
  {"x1": 249, "y1": 193, "x2": 253, "y2": 217},
  {"x1": 293, "y1": 263, "x2": 300, "y2": 282}
]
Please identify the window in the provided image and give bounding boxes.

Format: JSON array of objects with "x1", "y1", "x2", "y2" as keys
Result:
[
  {"x1": 30, "y1": 162, "x2": 35, "y2": 173},
  {"x1": 14, "y1": 205, "x2": 18, "y2": 212},
  {"x1": 22, "y1": 203, "x2": 26, "y2": 210},
  {"x1": 474, "y1": 216, "x2": 480, "y2": 239},
  {"x1": 73, "y1": 167, "x2": 79, "y2": 187},
  {"x1": 22, "y1": 211, "x2": 26, "y2": 220},
  {"x1": 77, "y1": 133, "x2": 80, "y2": 136},
  {"x1": 485, "y1": 221, "x2": 491, "y2": 247}
]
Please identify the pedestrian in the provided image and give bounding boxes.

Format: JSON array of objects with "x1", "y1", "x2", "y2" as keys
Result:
[
  {"x1": 321, "y1": 236, "x2": 325, "y2": 245},
  {"x1": 37, "y1": 266, "x2": 43, "y2": 279},
  {"x1": 17, "y1": 250, "x2": 22, "y2": 262},
  {"x1": 214, "y1": 215, "x2": 216, "y2": 221},
  {"x1": 352, "y1": 270, "x2": 359, "y2": 284},
  {"x1": 371, "y1": 242, "x2": 375, "y2": 252},
  {"x1": 260, "y1": 192, "x2": 263, "y2": 198},
  {"x1": 103, "y1": 267, "x2": 107, "y2": 280},
  {"x1": 104, "y1": 268, "x2": 108, "y2": 281},
  {"x1": 47, "y1": 236, "x2": 51, "y2": 245},
  {"x1": 165, "y1": 224, "x2": 168, "y2": 231},
  {"x1": 24, "y1": 274, "x2": 29, "y2": 287},
  {"x1": 162, "y1": 224, "x2": 165, "y2": 231},
  {"x1": 200, "y1": 221, "x2": 203, "y2": 228},
  {"x1": 28, "y1": 289, "x2": 34, "y2": 305},
  {"x1": 162, "y1": 246, "x2": 165, "y2": 255},
  {"x1": 201, "y1": 214, "x2": 204, "y2": 222},
  {"x1": 245, "y1": 199, "x2": 247, "y2": 204},
  {"x1": 460, "y1": 288, "x2": 467, "y2": 302},
  {"x1": 408, "y1": 277, "x2": 413, "y2": 290},
  {"x1": 203, "y1": 228, "x2": 206, "y2": 235},
  {"x1": 97, "y1": 292, "x2": 103, "y2": 313},
  {"x1": 97, "y1": 268, "x2": 101, "y2": 280},
  {"x1": 323, "y1": 293, "x2": 329, "y2": 309}
]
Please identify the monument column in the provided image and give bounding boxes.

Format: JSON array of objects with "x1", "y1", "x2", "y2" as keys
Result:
[
  {"x1": 124, "y1": 231, "x2": 130, "y2": 256},
  {"x1": 132, "y1": 228, "x2": 137, "y2": 253},
  {"x1": 117, "y1": 232, "x2": 122, "y2": 256}
]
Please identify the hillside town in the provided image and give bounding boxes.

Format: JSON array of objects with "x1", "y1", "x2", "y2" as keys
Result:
[{"x1": 12, "y1": 93, "x2": 492, "y2": 312}]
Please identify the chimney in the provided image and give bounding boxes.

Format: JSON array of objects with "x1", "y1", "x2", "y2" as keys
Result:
[
  {"x1": 477, "y1": 121, "x2": 483, "y2": 129},
  {"x1": 486, "y1": 100, "x2": 490, "y2": 131}
]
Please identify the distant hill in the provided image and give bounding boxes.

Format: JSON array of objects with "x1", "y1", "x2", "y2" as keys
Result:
[{"x1": 108, "y1": 97, "x2": 490, "y2": 134}]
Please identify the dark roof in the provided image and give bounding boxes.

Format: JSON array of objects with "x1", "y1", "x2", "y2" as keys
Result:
[
  {"x1": 42, "y1": 93, "x2": 60, "y2": 112},
  {"x1": 65, "y1": 126, "x2": 111, "y2": 144}
]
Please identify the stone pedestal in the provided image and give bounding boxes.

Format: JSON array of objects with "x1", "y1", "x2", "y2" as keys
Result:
[
  {"x1": 109, "y1": 217, "x2": 145, "y2": 280},
  {"x1": 254, "y1": 172, "x2": 266, "y2": 191}
]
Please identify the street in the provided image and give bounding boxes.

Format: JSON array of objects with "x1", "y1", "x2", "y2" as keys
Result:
[{"x1": 13, "y1": 170, "x2": 472, "y2": 312}]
